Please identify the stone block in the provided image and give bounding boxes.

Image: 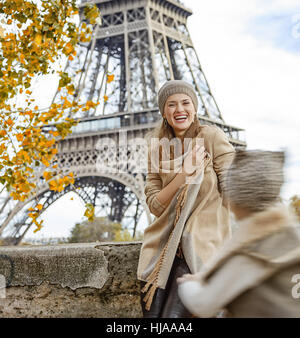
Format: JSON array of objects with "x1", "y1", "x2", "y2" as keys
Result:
[{"x1": 0, "y1": 242, "x2": 143, "y2": 318}]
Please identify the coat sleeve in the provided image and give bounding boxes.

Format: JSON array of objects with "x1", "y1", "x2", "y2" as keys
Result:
[
  {"x1": 212, "y1": 127, "x2": 235, "y2": 193},
  {"x1": 144, "y1": 151, "x2": 166, "y2": 218},
  {"x1": 178, "y1": 254, "x2": 275, "y2": 318}
]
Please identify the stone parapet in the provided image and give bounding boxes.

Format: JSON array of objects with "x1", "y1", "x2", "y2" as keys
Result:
[{"x1": 0, "y1": 242, "x2": 143, "y2": 318}]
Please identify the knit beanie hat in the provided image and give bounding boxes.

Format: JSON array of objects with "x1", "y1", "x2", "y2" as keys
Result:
[
  {"x1": 157, "y1": 80, "x2": 198, "y2": 115},
  {"x1": 224, "y1": 150, "x2": 285, "y2": 212}
]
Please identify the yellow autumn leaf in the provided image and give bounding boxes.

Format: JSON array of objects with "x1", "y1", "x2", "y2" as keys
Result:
[
  {"x1": 48, "y1": 180, "x2": 57, "y2": 190},
  {"x1": 64, "y1": 42, "x2": 74, "y2": 55},
  {"x1": 84, "y1": 203, "x2": 95, "y2": 222},
  {"x1": 104, "y1": 95, "x2": 108, "y2": 102},
  {"x1": 86, "y1": 100, "x2": 96, "y2": 108},
  {"x1": 33, "y1": 219, "x2": 44, "y2": 233},
  {"x1": 28, "y1": 212, "x2": 37, "y2": 219},
  {"x1": 49, "y1": 178, "x2": 65, "y2": 192},
  {"x1": 0, "y1": 27, "x2": 5, "y2": 38},
  {"x1": 66, "y1": 84, "x2": 75, "y2": 95},
  {"x1": 18, "y1": 150, "x2": 31, "y2": 162},
  {"x1": 49, "y1": 130, "x2": 59, "y2": 137},
  {"x1": 20, "y1": 183, "x2": 31, "y2": 193},
  {"x1": 34, "y1": 34, "x2": 42, "y2": 45},
  {"x1": 6, "y1": 118, "x2": 13, "y2": 126},
  {"x1": 20, "y1": 53, "x2": 25, "y2": 65},
  {"x1": 16, "y1": 133, "x2": 23, "y2": 141},
  {"x1": 33, "y1": 224, "x2": 42, "y2": 233},
  {"x1": 43, "y1": 171, "x2": 52, "y2": 181},
  {"x1": 41, "y1": 157, "x2": 50, "y2": 167},
  {"x1": 107, "y1": 74, "x2": 114, "y2": 83}
]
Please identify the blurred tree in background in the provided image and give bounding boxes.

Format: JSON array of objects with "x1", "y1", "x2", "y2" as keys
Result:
[{"x1": 68, "y1": 216, "x2": 143, "y2": 243}]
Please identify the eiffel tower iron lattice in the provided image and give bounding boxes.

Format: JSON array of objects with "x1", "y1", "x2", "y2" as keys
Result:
[{"x1": 0, "y1": 0, "x2": 246, "y2": 245}]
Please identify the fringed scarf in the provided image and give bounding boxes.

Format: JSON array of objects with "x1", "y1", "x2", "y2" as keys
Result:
[{"x1": 141, "y1": 184, "x2": 189, "y2": 309}]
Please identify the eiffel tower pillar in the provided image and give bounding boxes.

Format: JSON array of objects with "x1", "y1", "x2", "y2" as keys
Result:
[{"x1": 0, "y1": 0, "x2": 246, "y2": 245}]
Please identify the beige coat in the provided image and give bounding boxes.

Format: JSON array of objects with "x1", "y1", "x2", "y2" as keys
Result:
[
  {"x1": 180, "y1": 205, "x2": 300, "y2": 318},
  {"x1": 137, "y1": 125, "x2": 235, "y2": 309}
]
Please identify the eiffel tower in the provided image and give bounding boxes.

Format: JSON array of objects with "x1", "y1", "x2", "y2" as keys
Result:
[{"x1": 0, "y1": 0, "x2": 246, "y2": 245}]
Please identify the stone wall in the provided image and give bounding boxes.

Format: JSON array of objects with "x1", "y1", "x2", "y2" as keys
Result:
[{"x1": 0, "y1": 242, "x2": 143, "y2": 318}]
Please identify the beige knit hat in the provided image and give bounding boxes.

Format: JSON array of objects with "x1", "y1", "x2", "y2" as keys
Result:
[
  {"x1": 157, "y1": 80, "x2": 198, "y2": 115},
  {"x1": 224, "y1": 150, "x2": 285, "y2": 212}
]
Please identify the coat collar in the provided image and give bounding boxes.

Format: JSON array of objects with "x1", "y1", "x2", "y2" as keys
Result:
[
  {"x1": 232, "y1": 204, "x2": 294, "y2": 246},
  {"x1": 199, "y1": 204, "x2": 298, "y2": 281}
]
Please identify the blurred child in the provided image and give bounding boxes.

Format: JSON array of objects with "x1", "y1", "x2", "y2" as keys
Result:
[{"x1": 177, "y1": 150, "x2": 300, "y2": 318}]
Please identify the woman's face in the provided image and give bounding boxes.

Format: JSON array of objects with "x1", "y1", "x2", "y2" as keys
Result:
[{"x1": 163, "y1": 93, "x2": 196, "y2": 138}]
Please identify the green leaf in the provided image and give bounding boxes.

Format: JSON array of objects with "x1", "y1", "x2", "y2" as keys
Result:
[{"x1": 58, "y1": 72, "x2": 71, "y2": 88}]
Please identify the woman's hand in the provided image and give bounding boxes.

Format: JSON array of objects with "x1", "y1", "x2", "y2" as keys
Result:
[
  {"x1": 182, "y1": 144, "x2": 205, "y2": 177},
  {"x1": 155, "y1": 144, "x2": 205, "y2": 209}
]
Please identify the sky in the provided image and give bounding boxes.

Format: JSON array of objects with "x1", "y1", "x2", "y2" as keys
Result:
[
  {"x1": 183, "y1": 0, "x2": 300, "y2": 201},
  {"x1": 24, "y1": 0, "x2": 300, "y2": 240}
]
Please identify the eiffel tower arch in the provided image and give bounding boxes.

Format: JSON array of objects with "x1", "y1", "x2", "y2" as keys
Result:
[{"x1": 0, "y1": 0, "x2": 246, "y2": 245}]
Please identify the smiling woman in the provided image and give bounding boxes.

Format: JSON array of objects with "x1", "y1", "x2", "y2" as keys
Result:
[{"x1": 137, "y1": 80, "x2": 235, "y2": 318}]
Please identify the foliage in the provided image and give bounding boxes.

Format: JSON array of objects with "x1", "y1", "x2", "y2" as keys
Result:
[
  {"x1": 290, "y1": 195, "x2": 300, "y2": 221},
  {"x1": 114, "y1": 227, "x2": 143, "y2": 242},
  {"x1": 68, "y1": 216, "x2": 122, "y2": 243},
  {"x1": 0, "y1": 1, "x2": 102, "y2": 232},
  {"x1": 68, "y1": 216, "x2": 143, "y2": 243}
]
